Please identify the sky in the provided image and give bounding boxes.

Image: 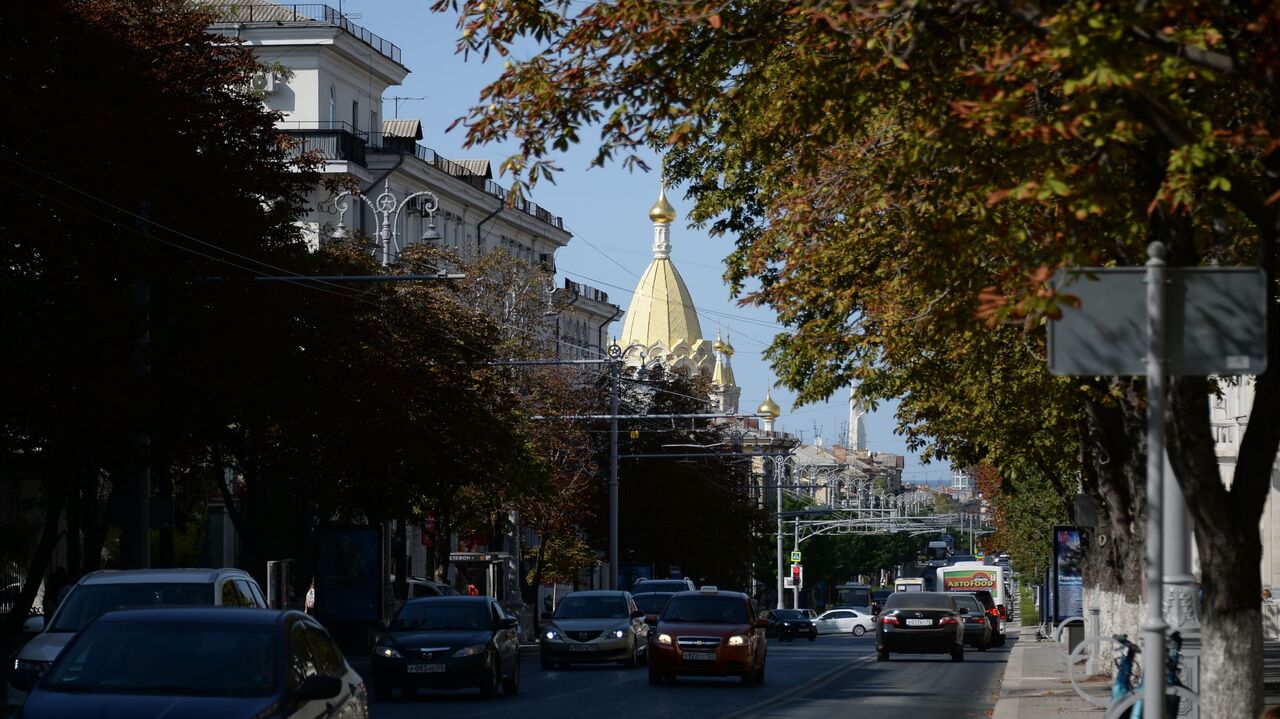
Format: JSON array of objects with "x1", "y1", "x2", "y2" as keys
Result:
[{"x1": 351, "y1": 1, "x2": 951, "y2": 486}]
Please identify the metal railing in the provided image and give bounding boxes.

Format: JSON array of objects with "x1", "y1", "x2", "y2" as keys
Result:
[
  {"x1": 208, "y1": 2, "x2": 402, "y2": 64},
  {"x1": 280, "y1": 121, "x2": 367, "y2": 165}
]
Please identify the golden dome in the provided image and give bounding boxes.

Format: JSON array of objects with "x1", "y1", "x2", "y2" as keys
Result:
[
  {"x1": 649, "y1": 186, "x2": 677, "y2": 224},
  {"x1": 713, "y1": 331, "x2": 728, "y2": 353},
  {"x1": 756, "y1": 390, "x2": 781, "y2": 419},
  {"x1": 619, "y1": 255, "x2": 703, "y2": 349},
  {"x1": 723, "y1": 334, "x2": 735, "y2": 356}
]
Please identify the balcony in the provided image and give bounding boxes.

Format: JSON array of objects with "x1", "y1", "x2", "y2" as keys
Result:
[
  {"x1": 280, "y1": 121, "x2": 367, "y2": 166},
  {"x1": 208, "y1": 2, "x2": 402, "y2": 65}
]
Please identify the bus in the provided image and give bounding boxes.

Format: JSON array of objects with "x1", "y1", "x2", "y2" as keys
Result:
[
  {"x1": 894, "y1": 578, "x2": 925, "y2": 593},
  {"x1": 833, "y1": 583, "x2": 873, "y2": 613}
]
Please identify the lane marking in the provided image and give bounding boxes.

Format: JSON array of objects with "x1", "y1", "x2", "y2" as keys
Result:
[{"x1": 717, "y1": 653, "x2": 877, "y2": 719}]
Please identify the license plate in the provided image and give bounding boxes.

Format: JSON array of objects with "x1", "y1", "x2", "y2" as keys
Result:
[
  {"x1": 406, "y1": 664, "x2": 445, "y2": 673},
  {"x1": 905, "y1": 619, "x2": 933, "y2": 627},
  {"x1": 683, "y1": 651, "x2": 716, "y2": 661},
  {"x1": 568, "y1": 644, "x2": 598, "y2": 652}
]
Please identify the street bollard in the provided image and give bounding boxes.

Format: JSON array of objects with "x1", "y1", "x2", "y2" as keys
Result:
[{"x1": 1086, "y1": 608, "x2": 1100, "y2": 676}]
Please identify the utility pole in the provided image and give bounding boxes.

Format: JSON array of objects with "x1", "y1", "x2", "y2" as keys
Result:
[
  {"x1": 128, "y1": 280, "x2": 151, "y2": 570},
  {"x1": 776, "y1": 458, "x2": 784, "y2": 609},
  {"x1": 1141, "y1": 242, "x2": 1168, "y2": 719},
  {"x1": 608, "y1": 356, "x2": 620, "y2": 590}
]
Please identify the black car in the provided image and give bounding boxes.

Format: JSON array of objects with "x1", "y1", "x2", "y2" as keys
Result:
[
  {"x1": 633, "y1": 592, "x2": 676, "y2": 624},
  {"x1": 875, "y1": 591, "x2": 964, "y2": 662},
  {"x1": 758, "y1": 609, "x2": 816, "y2": 642},
  {"x1": 872, "y1": 589, "x2": 891, "y2": 614},
  {"x1": 371, "y1": 596, "x2": 521, "y2": 700},
  {"x1": 13, "y1": 607, "x2": 366, "y2": 719},
  {"x1": 957, "y1": 589, "x2": 1006, "y2": 646},
  {"x1": 947, "y1": 592, "x2": 992, "y2": 650}
]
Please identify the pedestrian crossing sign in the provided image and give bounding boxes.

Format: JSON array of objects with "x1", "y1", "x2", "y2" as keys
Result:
[{"x1": 790, "y1": 551, "x2": 802, "y2": 563}]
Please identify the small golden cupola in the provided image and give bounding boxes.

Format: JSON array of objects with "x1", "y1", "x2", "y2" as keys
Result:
[
  {"x1": 757, "y1": 390, "x2": 781, "y2": 419},
  {"x1": 649, "y1": 185, "x2": 677, "y2": 224}
]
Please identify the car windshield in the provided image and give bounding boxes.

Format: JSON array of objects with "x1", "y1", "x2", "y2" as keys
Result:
[
  {"x1": 42, "y1": 621, "x2": 278, "y2": 697},
  {"x1": 553, "y1": 595, "x2": 630, "y2": 619},
  {"x1": 632, "y1": 594, "x2": 673, "y2": 614},
  {"x1": 50, "y1": 584, "x2": 213, "y2": 633},
  {"x1": 662, "y1": 596, "x2": 748, "y2": 624},
  {"x1": 390, "y1": 602, "x2": 491, "y2": 631},
  {"x1": 885, "y1": 593, "x2": 955, "y2": 611},
  {"x1": 774, "y1": 609, "x2": 804, "y2": 620},
  {"x1": 632, "y1": 581, "x2": 688, "y2": 593}
]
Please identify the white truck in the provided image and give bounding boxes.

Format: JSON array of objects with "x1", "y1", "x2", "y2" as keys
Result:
[{"x1": 936, "y1": 562, "x2": 1009, "y2": 614}]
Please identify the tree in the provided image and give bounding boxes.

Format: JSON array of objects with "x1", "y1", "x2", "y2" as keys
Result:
[{"x1": 439, "y1": 1, "x2": 1280, "y2": 713}]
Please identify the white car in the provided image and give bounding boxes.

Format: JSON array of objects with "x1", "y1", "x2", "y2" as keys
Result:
[
  {"x1": 815, "y1": 608, "x2": 876, "y2": 636},
  {"x1": 7, "y1": 568, "x2": 267, "y2": 709}
]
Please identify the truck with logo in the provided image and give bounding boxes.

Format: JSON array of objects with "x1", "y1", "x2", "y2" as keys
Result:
[{"x1": 935, "y1": 562, "x2": 1008, "y2": 615}]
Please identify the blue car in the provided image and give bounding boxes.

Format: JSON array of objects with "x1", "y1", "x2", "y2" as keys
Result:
[{"x1": 11, "y1": 607, "x2": 367, "y2": 719}]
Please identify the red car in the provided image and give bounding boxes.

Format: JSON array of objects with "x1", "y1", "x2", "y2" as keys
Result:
[{"x1": 647, "y1": 588, "x2": 767, "y2": 686}]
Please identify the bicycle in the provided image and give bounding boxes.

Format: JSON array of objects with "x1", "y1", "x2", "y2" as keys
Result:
[{"x1": 1104, "y1": 631, "x2": 1197, "y2": 719}]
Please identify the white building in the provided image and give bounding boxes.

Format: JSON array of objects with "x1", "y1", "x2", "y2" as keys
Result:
[{"x1": 1212, "y1": 378, "x2": 1280, "y2": 594}]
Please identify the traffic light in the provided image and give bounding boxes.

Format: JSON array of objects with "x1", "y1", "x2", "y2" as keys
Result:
[{"x1": 791, "y1": 564, "x2": 802, "y2": 587}]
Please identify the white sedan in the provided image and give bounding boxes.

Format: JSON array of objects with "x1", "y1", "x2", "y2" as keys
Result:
[{"x1": 815, "y1": 608, "x2": 876, "y2": 636}]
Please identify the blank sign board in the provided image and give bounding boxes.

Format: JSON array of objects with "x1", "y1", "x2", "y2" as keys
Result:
[{"x1": 1047, "y1": 267, "x2": 1268, "y2": 376}]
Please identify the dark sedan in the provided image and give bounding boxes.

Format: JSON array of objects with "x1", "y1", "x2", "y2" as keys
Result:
[
  {"x1": 371, "y1": 596, "x2": 520, "y2": 700},
  {"x1": 875, "y1": 591, "x2": 964, "y2": 662},
  {"x1": 758, "y1": 609, "x2": 816, "y2": 642},
  {"x1": 12, "y1": 607, "x2": 366, "y2": 719},
  {"x1": 948, "y1": 592, "x2": 992, "y2": 650}
]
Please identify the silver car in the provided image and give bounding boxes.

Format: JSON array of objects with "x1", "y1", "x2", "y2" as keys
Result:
[
  {"x1": 539, "y1": 591, "x2": 648, "y2": 669},
  {"x1": 7, "y1": 568, "x2": 267, "y2": 709}
]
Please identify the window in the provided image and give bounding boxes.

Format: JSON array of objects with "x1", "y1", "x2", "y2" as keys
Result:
[
  {"x1": 352, "y1": 100, "x2": 359, "y2": 131},
  {"x1": 329, "y1": 85, "x2": 336, "y2": 125},
  {"x1": 303, "y1": 624, "x2": 345, "y2": 677},
  {"x1": 220, "y1": 579, "x2": 250, "y2": 607},
  {"x1": 236, "y1": 579, "x2": 265, "y2": 608}
]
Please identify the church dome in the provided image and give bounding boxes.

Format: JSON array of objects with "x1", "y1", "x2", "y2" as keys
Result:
[
  {"x1": 757, "y1": 390, "x2": 781, "y2": 419},
  {"x1": 619, "y1": 257, "x2": 703, "y2": 349},
  {"x1": 649, "y1": 186, "x2": 677, "y2": 224}
]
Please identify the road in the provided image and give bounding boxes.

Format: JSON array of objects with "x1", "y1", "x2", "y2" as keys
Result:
[{"x1": 368, "y1": 633, "x2": 1011, "y2": 719}]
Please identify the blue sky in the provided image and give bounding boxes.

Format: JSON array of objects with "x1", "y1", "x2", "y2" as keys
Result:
[{"x1": 353, "y1": 1, "x2": 948, "y2": 485}]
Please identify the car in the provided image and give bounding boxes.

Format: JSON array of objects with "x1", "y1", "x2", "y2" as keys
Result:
[
  {"x1": 758, "y1": 608, "x2": 816, "y2": 641},
  {"x1": 960, "y1": 588, "x2": 1006, "y2": 646},
  {"x1": 371, "y1": 596, "x2": 520, "y2": 700},
  {"x1": 948, "y1": 592, "x2": 992, "y2": 650},
  {"x1": 406, "y1": 577, "x2": 460, "y2": 598},
  {"x1": 539, "y1": 590, "x2": 648, "y2": 669},
  {"x1": 7, "y1": 568, "x2": 267, "y2": 710},
  {"x1": 875, "y1": 591, "x2": 964, "y2": 662},
  {"x1": 632, "y1": 578, "x2": 696, "y2": 593},
  {"x1": 872, "y1": 589, "x2": 891, "y2": 614},
  {"x1": 815, "y1": 608, "x2": 876, "y2": 636},
  {"x1": 11, "y1": 606, "x2": 366, "y2": 719},
  {"x1": 647, "y1": 587, "x2": 767, "y2": 686},
  {"x1": 632, "y1": 591, "x2": 676, "y2": 624}
]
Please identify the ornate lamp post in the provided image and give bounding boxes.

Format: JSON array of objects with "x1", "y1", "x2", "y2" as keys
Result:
[{"x1": 330, "y1": 180, "x2": 441, "y2": 265}]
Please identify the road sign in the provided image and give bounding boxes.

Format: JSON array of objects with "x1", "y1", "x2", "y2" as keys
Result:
[
  {"x1": 1047, "y1": 267, "x2": 1268, "y2": 376},
  {"x1": 790, "y1": 551, "x2": 802, "y2": 563}
]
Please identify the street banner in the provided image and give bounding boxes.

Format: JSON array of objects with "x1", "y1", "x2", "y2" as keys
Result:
[{"x1": 1052, "y1": 525, "x2": 1084, "y2": 623}]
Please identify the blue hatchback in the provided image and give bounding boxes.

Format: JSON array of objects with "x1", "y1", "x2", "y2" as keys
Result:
[{"x1": 12, "y1": 607, "x2": 367, "y2": 719}]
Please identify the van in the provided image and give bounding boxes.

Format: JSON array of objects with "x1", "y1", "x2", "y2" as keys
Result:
[
  {"x1": 7, "y1": 568, "x2": 267, "y2": 709},
  {"x1": 894, "y1": 578, "x2": 925, "y2": 593}
]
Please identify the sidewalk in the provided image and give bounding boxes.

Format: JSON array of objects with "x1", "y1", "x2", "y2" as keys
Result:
[{"x1": 993, "y1": 628, "x2": 1280, "y2": 718}]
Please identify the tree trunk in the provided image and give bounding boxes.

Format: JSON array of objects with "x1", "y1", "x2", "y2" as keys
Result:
[{"x1": 0, "y1": 492, "x2": 65, "y2": 642}]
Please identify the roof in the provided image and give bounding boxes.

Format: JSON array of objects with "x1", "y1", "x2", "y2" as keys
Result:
[
  {"x1": 449, "y1": 159, "x2": 493, "y2": 179},
  {"x1": 619, "y1": 258, "x2": 703, "y2": 350},
  {"x1": 79, "y1": 568, "x2": 248, "y2": 585},
  {"x1": 95, "y1": 607, "x2": 291, "y2": 626},
  {"x1": 403, "y1": 595, "x2": 491, "y2": 604},
  {"x1": 382, "y1": 118, "x2": 422, "y2": 140},
  {"x1": 560, "y1": 590, "x2": 629, "y2": 597}
]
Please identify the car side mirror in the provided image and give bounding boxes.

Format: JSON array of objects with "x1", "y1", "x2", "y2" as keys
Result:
[
  {"x1": 630, "y1": 610, "x2": 645, "y2": 619},
  {"x1": 754, "y1": 618, "x2": 770, "y2": 628},
  {"x1": 499, "y1": 617, "x2": 519, "y2": 630},
  {"x1": 295, "y1": 674, "x2": 342, "y2": 701},
  {"x1": 22, "y1": 615, "x2": 44, "y2": 634},
  {"x1": 9, "y1": 667, "x2": 38, "y2": 693}
]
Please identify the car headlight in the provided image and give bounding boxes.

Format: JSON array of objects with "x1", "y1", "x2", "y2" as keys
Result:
[
  {"x1": 727, "y1": 635, "x2": 747, "y2": 646},
  {"x1": 375, "y1": 645, "x2": 402, "y2": 659},
  {"x1": 611, "y1": 629, "x2": 626, "y2": 639},
  {"x1": 544, "y1": 629, "x2": 561, "y2": 641},
  {"x1": 656, "y1": 633, "x2": 673, "y2": 646},
  {"x1": 453, "y1": 644, "x2": 488, "y2": 658},
  {"x1": 782, "y1": 622, "x2": 791, "y2": 626}
]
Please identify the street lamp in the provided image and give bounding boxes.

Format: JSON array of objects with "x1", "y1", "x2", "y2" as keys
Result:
[{"x1": 330, "y1": 180, "x2": 441, "y2": 265}]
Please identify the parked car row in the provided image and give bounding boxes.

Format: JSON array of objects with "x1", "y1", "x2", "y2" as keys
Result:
[{"x1": 7, "y1": 568, "x2": 367, "y2": 718}]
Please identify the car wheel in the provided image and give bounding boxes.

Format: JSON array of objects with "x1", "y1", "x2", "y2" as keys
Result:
[
  {"x1": 853, "y1": 625, "x2": 866, "y2": 637},
  {"x1": 951, "y1": 645, "x2": 964, "y2": 662},
  {"x1": 480, "y1": 658, "x2": 500, "y2": 697},
  {"x1": 502, "y1": 660, "x2": 520, "y2": 695},
  {"x1": 876, "y1": 648, "x2": 889, "y2": 662}
]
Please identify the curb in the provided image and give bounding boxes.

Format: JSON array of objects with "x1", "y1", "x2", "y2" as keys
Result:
[{"x1": 991, "y1": 628, "x2": 1025, "y2": 719}]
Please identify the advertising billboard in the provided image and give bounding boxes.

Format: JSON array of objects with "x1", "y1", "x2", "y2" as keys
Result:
[
  {"x1": 1052, "y1": 525, "x2": 1084, "y2": 623},
  {"x1": 315, "y1": 525, "x2": 381, "y2": 623}
]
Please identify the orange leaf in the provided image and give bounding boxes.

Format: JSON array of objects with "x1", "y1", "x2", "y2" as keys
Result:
[{"x1": 707, "y1": 13, "x2": 722, "y2": 29}]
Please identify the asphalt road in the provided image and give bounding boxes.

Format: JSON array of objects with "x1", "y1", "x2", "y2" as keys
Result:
[{"x1": 367, "y1": 632, "x2": 1011, "y2": 719}]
